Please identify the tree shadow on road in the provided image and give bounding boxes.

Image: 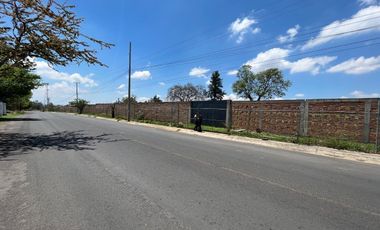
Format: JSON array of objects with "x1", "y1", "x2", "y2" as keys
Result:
[
  {"x1": 0, "y1": 118, "x2": 44, "y2": 122},
  {"x1": 0, "y1": 130, "x2": 128, "y2": 159}
]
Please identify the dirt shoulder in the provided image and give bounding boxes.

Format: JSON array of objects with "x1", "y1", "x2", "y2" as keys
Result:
[{"x1": 73, "y1": 113, "x2": 380, "y2": 166}]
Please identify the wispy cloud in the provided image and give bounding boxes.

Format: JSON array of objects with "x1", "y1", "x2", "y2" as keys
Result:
[
  {"x1": 327, "y1": 55, "x2": 380, "y2": 74},
  {"x1": 358, "y1": 0, "x2": 379, "y2": 6},
  {"x1": 245, "y1": 48, "x2": 336, "y2": 75},
  {"x1": 189, "y1": 67, "x2": 210, "y2": 77},
  {"x1": 229, "y1": 16, "x2": 259, "y2": 43},
  {"x1": 350, "y1": 90, "x2": 380, "y2": 98},
  {"x1": 131, "y1": 70, "x2": 151, "y2": 80},
  {"x1": 117, "y1": 84, "x2": 125, "y2": 90},
  {"x1": 227, "y1": 70, "x2": 239, "y2": 76},
  {"x1": 302, "y1": 5, "x2": 380, "y2": 50},
  {"x1": 277, "y1": 25, "x2": 300, "y2": 43},
  {"x1": 34, "y1": 60, "x2": 97, "y2": 87}
]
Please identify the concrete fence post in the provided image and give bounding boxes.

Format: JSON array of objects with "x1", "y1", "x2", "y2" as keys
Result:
[
  {"x1": 258, "y1": 105, "x2": 263, "y2": 131},
  {"x1": 225, "y1": 100, "x2": 232, "y2": 131},
  {"x1": 363, "y1": 100, "x2": 372, "y2": 143},
  {"x1": 375, "y1": 99, "x2": 380, "y2": 153},
  {"x1": 299, "y1": 100, "x2": 309, "y2": 136}
]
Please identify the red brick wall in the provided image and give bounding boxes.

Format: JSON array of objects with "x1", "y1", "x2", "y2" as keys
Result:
[
  {"x1": 232, "y1": 99, "x2": 379, "y2": 143},
  {"x1": 232, "y1": 101, "x2": 301, "y2": 135}
]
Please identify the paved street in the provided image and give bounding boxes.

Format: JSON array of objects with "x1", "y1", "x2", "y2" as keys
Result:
[{"x1": 1, "y1": 111, "x2": 380, "y2": 230}]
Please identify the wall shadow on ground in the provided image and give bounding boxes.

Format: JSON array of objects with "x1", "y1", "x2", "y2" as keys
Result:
[
  {"x1": 0, "y1": 118, "x2": 43, "y2": 122},
  {"x1": 0, "y1": 130, "x2": 129, "y2": 159}
]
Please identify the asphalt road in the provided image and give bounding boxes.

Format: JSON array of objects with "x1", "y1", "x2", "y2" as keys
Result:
[{"x1": 1, "y1": 111, "x2": 380, "y2": 230}]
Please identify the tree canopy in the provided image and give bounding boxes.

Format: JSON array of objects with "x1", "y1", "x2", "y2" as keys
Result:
[
  {"x1": 0, "y1": 65, "x2": 41, "y2": 101},
  {"x1": 232, "y1": 65, "x2": 291, "y2": 101},
  {"x1": 167, "y1": 83, "x2": 207, "y2": 102},
  {"x1": 148, "y1": 95, "x2": 162, "y2": 103},
  {"x1": 122, "y1": 95, "x2": 137, "y2": 104},
  {"x1": 207, "y1": 71, "x2": 225, "y2": 101},
  {"x1": 0, "y1": 0, "x2": 113, "y2": 68},
  {"x1": 69, "y1": 98, "x2": 88, "y2": 114}
]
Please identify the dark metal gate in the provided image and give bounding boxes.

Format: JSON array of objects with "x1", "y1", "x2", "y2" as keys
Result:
[{"x1": 191, "y1": 100, "x2": 228, "y2": 127}]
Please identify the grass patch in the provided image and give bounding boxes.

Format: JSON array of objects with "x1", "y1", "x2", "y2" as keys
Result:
[
  {"x1": 76, "y1": 112, "x2": 378, "y2": 154},
  {"x1": 0, "y1": 111, "x2": 24, "y2": 121}
]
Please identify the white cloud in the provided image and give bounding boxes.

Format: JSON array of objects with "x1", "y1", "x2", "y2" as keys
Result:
[
  {"x1": 223, "y1": 93, "x2": 247, "y2": 101},
  {"x1": 295, "y1": 93, "x2": 305, "y2": 98},
  {"x1": 137, "y1": 97, "x2": 150, "y2": 102},
  {"x1": 131, "y1": 70, "x2": 151, "y2": 80},
  {"x1": 245, "y1": 48, "x2": 291, "y2": 72},
  {"x1": 289, "y1": 56, "x2": 337, "y2": 75},
  {"x1": 159, "y1": 82, "x2": 166, "y2": 86},
  {"x1": 32, "y1": 81, "x2": 88, "y2": 104},
  {"x1": 327, "y1": 55, "x2": 380, "y2": 74},
  {"x1": 229, "y1": 17, "x2": 258, "y2": 43},
  {"x1": 227, "y1": 70, "x2": 239, "y2": 76},
  {"x1": 252, "y1": 27, "x2": 261, "y2": 34},
  {"x1": 117, "y1": 84, "x2": 125, "y2": 90},
  {"x1": 350, "y1": 90, "x2": 380, "y2": 98},
  {"x1": 34, "y1": 60, "x2": 97, "y2": 87},
  {"x1": 277, "y1": 25, "x2": 300, "y2": 43},
  {"x1": 358, "y1": 0, "x2": 379, "y2": 6},
  {"x1": 189, "y1": 67, "x2": 210, "y2": 77},
  {"x1": 245, "y1": 48, "x2": 336, "y2": 74},
  {"x1": 302, "y1": 5, "x2": 380, "y2": 50}
]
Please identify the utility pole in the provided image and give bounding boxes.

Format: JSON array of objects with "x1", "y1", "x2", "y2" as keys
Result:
[
  {"x1": 75, "y1": 82, "x2": 79, "y2": 113},
  {"x1": 46, "y1": 83, "x2": 50, "y2": 106},
  {"x1": 128, "y1": 42, "x2": 132, "y2": 121},
  {"x1": 75, "y1": 82, "x2": 79, "y2": 102}
]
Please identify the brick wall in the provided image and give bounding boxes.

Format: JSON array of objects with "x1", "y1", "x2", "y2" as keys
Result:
[
  {"x1": 55, "y1": 98, "x2": 379, "y2": 144},
  {"x1": 232, "y1": 99, "x2": 380, "y2": 143}
]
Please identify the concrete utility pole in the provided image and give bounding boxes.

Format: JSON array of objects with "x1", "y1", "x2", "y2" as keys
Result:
[
  {"x1": 128, "y1": 42, "x2": 132, "y2": 121},
  {"x1": 75, "y1": 82, "x2": 79, "y2": 102},
  {"x1": 45, "y1": 83, "x2": 50, "y2": 106}
]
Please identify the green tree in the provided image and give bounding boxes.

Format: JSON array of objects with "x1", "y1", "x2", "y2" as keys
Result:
[
  {"x1": 232, "y1": 66, "x2": 291, "y2": 101},
  {"x1": 167, "y1": 83, "x2": 206, "y2": 102},
  {"x1": 0, "y1": 65, "x2": 41, "y2": 103},
  {"x1": 207, "y1": 71, "x2": 225, "y2": 100},
  {"x1": 148, "y1": 95, "x2": 162, "y2": 103},
  {"x1": 69, "y1": 99, "x2": 88, "y2": 114},
  {"x1": 0, "y1": 0, "x2": 113, "y2": 68},
  {"x1": 122, "y1": 95, "x2": 137, "y2": 104}
]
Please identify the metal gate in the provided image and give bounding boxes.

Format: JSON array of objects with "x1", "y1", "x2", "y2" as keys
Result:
[{"x1": 190, "y1": 100, "x2": 227, "y2": 127}]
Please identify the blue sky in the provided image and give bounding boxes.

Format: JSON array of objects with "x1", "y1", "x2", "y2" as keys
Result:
[{"x1": 32, "y1": 0, "x2": 380, "y2": 104}]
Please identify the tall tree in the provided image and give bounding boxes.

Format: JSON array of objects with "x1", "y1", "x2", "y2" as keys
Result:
[
  {"x1": 148, "y1": 95, "x2": 162, "y2": 103},
  {"x1": 0, "y1": 0, "x2": 113, "y2": 68},
  {"x1": 207, "y1": 71, "x2": 225, "y2": 100},
  {"x1": 69, "y1": 98, "x2": 88, "y2": 114},
  {"x1": 232, "y1": 65, "x2": 291, "y2": 101},
  {"x1": 167, "y1": 83, "x2": 206, "y2": 102},
  {"x1": 122, "y1": 95, "x2": 137, "y2": 104},
  {"x1": 0, "y1": 65, "x2": 41, "y2": 102}
]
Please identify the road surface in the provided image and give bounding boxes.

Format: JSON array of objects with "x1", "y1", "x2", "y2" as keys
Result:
[{"x1": 1, "y1": 111, "x2": 380, "y2": 230}]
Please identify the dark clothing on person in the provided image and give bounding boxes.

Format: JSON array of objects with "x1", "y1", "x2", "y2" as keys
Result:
[{"x1": 194, "y1": 114, "x2": 203, "y2": 132}]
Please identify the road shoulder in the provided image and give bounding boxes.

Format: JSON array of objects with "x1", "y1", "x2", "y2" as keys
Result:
[{"x1": 67, "y1": 113, "x2": 380, "y2": 165}]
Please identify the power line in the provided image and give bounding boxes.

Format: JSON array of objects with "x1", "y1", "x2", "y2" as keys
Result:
[
  {"x1": 133, "y1": 3, "x2": 379, "y2": 66},
  {"x1": 134, "y1": 24, "x2": 380, "y2": 71},
  {"x1": 83, "y1": 38, "x2": 380, "y2": 95}
]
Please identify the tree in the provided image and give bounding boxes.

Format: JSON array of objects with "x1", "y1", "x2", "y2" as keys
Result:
[
  {"x1": 167, "y1": 83, "x2": 207, "y2": 102},
  {"x1": 232, "y1": 66, "x2": 291, "y2": 101},
  {"x1": 0, "y1": 65, "x2": 41, "y2": 102},
  {"x1": 121, "y1": 95, "x2": 137, "y2": 104},
  {"x1": 0, "y1": 0, "x2": 113, "y2": 68},
  {"x1": 69, "y1": 99, "x2": 88, "y2": 114},
  {"x1": 207, "y1": 71, "x2": 225, "y2": 100},
  {"x1": 148, "y1": 95, "x2": 162, "y2": 103}
]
